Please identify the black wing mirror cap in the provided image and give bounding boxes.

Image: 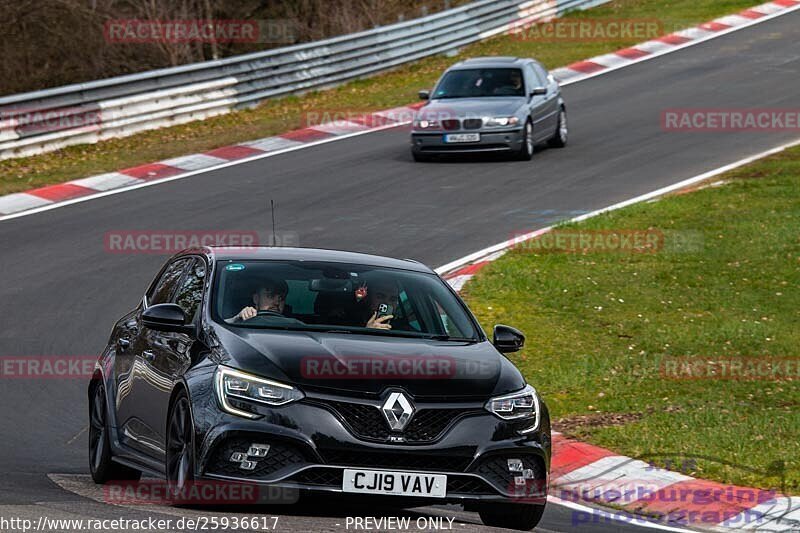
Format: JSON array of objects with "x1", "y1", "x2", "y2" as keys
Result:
[
  {"x1": 418, "y1": 89, "x2": 430, "y2": 100},
  {"x1": 142, "y1": 303, "x2": 193, "y2": 334},
  {"x1": 493, "y1": 324, "x2": 525, "y2": 353}
]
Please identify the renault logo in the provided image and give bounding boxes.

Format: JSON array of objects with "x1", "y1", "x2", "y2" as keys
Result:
[{"x1": 381, "y1": 392, "x2": 414, "y2": 431}]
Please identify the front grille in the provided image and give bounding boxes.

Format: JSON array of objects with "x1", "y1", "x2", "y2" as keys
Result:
[
  {"x1": 447, "y1": 477, "x2": 496, "y2": 495},
  {"x1": 290, "y1": 468, "x2": 342, "y2": 487},
  {"x1": 462, "y1": 118, "x2": 483, "y2": 129},
  {"x1": 442, "y1": 119, "x2": 460, "y2": 130},
  {"x1": 206, "y1": 436, "x2": 307, "y2": 479},
  {"x1": 321, "y1": 449, "x2": 472, "y2": 472},
  {"x1": 320, "y1": 400, "x2": 482, "y2": 444}
]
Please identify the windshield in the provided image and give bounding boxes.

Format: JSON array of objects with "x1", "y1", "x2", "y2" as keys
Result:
[
  {"x1": 433, "y1": 68, "x2": 525, "y2": 99},
  {"x1": 211, "y1": 260, "x2": 480, "y2": 341}
]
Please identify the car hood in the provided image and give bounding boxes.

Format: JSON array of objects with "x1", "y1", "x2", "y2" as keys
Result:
[
  {"x1": 213, "y1": 326, "x2": 526, "y2": 400},
  {"x1": 417, "y1": 97, "x2": 526, "y2": 120}
]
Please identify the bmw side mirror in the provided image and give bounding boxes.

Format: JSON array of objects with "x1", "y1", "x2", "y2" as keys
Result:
[
  {"x1": 418, "y1": 90, "x2": 430, "y2": 101},
  {"x1": 530, "y1": 87, "x2": 547, "y2": 97},
  {"x1": 493, "y1": 325, "x2": 525, "y2": 353},
  {"x1": 142, "y1": 303, "x2": 193, "y2": 334}
]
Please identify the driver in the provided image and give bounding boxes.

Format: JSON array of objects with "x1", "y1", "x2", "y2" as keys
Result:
[
  {"x1": 493, "y1": 69, "x2": 523, "y2": 95},
  {"x1": 360, "y1": 279, "x2": 400, "y2": 330},
  {"x1": 227, "y1": 278, "x2": 288, "y2": 323}
]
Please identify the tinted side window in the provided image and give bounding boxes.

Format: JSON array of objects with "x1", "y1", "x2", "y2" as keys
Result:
[
  {"x1": 148, "y1": 258, "x2": 191, "y2": 306},
  {"x1": 174, "y1": 258, "x2": 207, "y2": 322},
  {"x1": 532, "y1": 63, "x2": 549, "y2": 85}
]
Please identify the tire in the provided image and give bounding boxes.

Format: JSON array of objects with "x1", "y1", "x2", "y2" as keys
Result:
[
  {"x1": 412, "y1": 151, "x2": 433, "y2": 162},
  {"x1": 515, "y1": 120, "x2": 534, "y2": 161},
  {"x1": 478, "y1": 503, "x2": 545, "y2": 531},
  {"x1": 548, "y1": 107, "x2": 568, "y2": 148},
  {"x1": 166, "y1": 390, "x2": 195, "y2": 503},
  {"x1": 89, "y1": 382, "x2": 141, "y2": 484}
]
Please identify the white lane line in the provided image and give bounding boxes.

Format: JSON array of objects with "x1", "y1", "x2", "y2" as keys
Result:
[
  {"x1": 1, "y1": 3, "x2": 799, "y2": 223},
  {"x1": 435, "y1": 137, "x2": 800, "y2": 276}
]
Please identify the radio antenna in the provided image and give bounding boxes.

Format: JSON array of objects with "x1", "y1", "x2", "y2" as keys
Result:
[{"x1": 270, "y1": 199, "x2": 277, "y2": 247}]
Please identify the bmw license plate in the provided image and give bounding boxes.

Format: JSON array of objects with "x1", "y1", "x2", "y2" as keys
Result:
[
  {"x1": 444, "y1": 133, "x2": 480, "y2": 143},
  {"x1": 342, "y1": 469, "x2": 447, "y2": 498}
]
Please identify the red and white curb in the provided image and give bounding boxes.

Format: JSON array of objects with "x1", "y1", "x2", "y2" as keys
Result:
[
  {"x1": 550, "y1": 0, "x2": 800, "y2": 84},
  {"x1": 1, "y1": 0, "x2": 799, "y2": 221},
  {"x1": 437, "y1": 137, "x2": 800, "y2": 532},
  {"x1": 0, "y1": 105, "x2": 420, "y2": 218}
]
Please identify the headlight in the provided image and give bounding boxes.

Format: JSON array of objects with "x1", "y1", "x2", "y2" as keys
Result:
[
  {"x1": 414, "y1": 119, "x2": 439, "y2": 129},
  {"x1": 485, "y1": 385, "x2": 540, "y2": 432},
  {"x1": 214, "y1": 366, "x2": 304, "y2": 418},
  {"x1": 484, "y1": 116, "x2": 519, "y2": 127}
]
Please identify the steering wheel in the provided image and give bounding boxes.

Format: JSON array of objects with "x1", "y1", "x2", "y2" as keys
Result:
[{"x1": 256, "y1": 310, "x2": 284, "y2": 318}]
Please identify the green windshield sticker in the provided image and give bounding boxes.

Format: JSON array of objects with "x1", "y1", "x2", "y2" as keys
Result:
[{"x1": 225, "y1": 263, "x2": 245, "y2": 272}]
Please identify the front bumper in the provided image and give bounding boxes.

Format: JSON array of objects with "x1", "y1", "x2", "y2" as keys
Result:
[
  {"x1": 192, "y1": 391, "x2": 551, "y2": 505},
  {"x1": 411, "y1": 128, "x2": 525, "y2": 154}
]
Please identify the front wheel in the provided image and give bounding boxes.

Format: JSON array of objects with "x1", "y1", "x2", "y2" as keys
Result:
[
  {"x1": 166, "y1": 391, "x2": 195, "y2": 502},
  {"x1": 515, "y1": 120, "x2": 534, "y2": 161},
  {"x1": 89, "y1": 383, "x2": 141, "y2": 484},
  {"x1": 478, "y1": 503, "x2": 545, "y2": 531},
  {"x1": 548, "y1": 108, "x2": 568, "y2": 148}
]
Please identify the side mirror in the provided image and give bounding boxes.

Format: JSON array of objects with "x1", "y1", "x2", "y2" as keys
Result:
[
  {"x1": 142, "y1": 303, "x2": 193, "y2": 334},
  {"x1": 530, "y1": 87, "x2": 547, "y2": 97},
  {"x1": 493, "y1": 325, "x2": 525, "y2": 353},
  {"x1": 418, "y1": 90, "x2": 430, "y2": 101}
]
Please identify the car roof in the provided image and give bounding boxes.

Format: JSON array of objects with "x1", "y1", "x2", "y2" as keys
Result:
[
  {"x1": 449, "y1": 56, "x2": 530, "y2": 70},
  {"x1": 177, "y1": 246, "x2": 435, "y2": 274}
]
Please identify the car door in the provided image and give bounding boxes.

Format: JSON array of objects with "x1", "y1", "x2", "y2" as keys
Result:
[
  {"x1": 523, "y1": 63, "x2": 549, "y2": 142},
  {"x1": 115, "y1": 257, "x2": 191, "y2": 458},
  {"x1": 532, "y1": 62, "x2": 560, "y2": 139},
  {"x1": 140, "y1": 256, "x2": 207, "y2": 454}
]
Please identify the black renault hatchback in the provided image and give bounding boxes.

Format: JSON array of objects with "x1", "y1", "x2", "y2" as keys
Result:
[{"x1": 89, "y1": 247, "x2": 551, "y2": 529}]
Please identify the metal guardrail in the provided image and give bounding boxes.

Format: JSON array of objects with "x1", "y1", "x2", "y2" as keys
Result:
[{"x1": 0, "y1": 0, "x2": 609, "y2": 160}]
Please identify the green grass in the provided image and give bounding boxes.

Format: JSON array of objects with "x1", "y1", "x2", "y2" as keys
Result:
[
  {"x1": 0, "y1": 0, "x2": 760, "y2": 195},
  {"x1": 461, "y1": 146, "x2": 800, "y2": 492}
]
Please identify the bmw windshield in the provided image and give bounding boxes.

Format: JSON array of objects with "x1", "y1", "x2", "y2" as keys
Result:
[
  {"x1": 212, "y1": 260, "x2": 480, "y2": 341},
  {"x1": 433, "y1": 68, "x2": 525, "y2": 99}
]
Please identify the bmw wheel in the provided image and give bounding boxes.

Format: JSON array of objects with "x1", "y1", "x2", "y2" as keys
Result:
[
  {"x1": 548, "y1": 107, "x2": 568, "y2": 148},
  {"x1": 516, "y1": 120, "x2": 534, "y2": 161},
  {"x1": 166, "y1": 391, "x2": 195, "y2": 502},
  {"x1": 89, "y1": 382, "x2": 141, "y2": 483}
]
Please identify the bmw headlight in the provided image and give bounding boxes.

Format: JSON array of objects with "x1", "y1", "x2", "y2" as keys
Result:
[
  {"x1": 485, "y1": 384, "x2": 540, "y2": 432},
  {"x1": 484, "y1": 116, "x2": 519, "y2": 127},
  {"x1": 414, "y1": 119, "x2": 439, "y2": 129},
  {"x1": 214, "y1": 366, "x2": 304, "y2": 418}
]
